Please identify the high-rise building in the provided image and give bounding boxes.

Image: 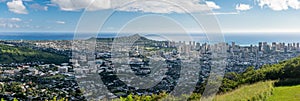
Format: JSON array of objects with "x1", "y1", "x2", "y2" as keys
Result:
[
  {"x1": 250, "y1": 45, "x2": 253, "y2": 52},
  {"x1": 263, "y1": 42, "x2": 268, "y2": 52},
  {"x1": 272, "y1": 42, "x2": 276, "y2": 51},
  {"x1": 284, "y1": 46, "x2": 288, "y2": 53},
  {"x1": 288, "y1": 43, "x2": 292, "y2": 51},
  {"x1": 196, "y1": 42, "x2": 201, "y2": 49},
  {"x1": 259, "y1": 42, "x2": 263, "y2": 51},
  {"x1": 193, "y1": 41, "x2": 196, "y2": 47}
]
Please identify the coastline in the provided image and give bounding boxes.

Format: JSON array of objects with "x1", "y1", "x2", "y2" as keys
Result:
[{"x1": 1, "y1": 32, "x2": 300, "y2": 46}]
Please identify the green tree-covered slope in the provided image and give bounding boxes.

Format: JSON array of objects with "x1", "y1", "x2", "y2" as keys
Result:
[{"x1": 0, "y1": 44, "x2": 68, "y2": 64}]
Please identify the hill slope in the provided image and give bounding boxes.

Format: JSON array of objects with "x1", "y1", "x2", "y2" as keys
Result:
[
  {"x1": 0, "y1": 44, "x2": 69, "y2": 64},
  {"x1": 116, "y1": 55, "x2": 300, "y2": 100},
  {"x1": 267, "y1": 85, "x2": 300, "y2": 101},
  {"x1": 214, "y1": 55, "x2": 300, "y2": 101},
  {"x1": 214, "y1": 81, "x2": 274, "y2": 101},
  {"x1": 215, "y1": 80, "x2": 300, "y2": 101}
]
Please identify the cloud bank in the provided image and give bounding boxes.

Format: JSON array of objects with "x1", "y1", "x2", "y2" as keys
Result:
[
  {"x1": 0, "y1": 17, "x2": 22, "y2": 28},
  {"x1": 51, "y1": 0, "x2": 220, "y2": 13},
  {"x1": 51, "y1": 0, "x2": 111, "y2": 11},
  {"x1": 257, "y1": 0, "x2": 300, "y2": 11}
]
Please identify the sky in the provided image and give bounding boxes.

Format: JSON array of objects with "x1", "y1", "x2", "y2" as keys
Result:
[{"x1": 1, "y1": 0, "x2": 300, "y2": 33}]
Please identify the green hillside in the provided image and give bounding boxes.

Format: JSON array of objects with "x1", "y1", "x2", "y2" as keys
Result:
[
  {"x1": 215, "y1": 81, "x2": 300, "y2": 101},
  {"x1": 213, "y1": 55, "x2": 300, "y2": 101},
  {"x1": 213, "y1": 56, "x2": 300, "y2": 101},
  {"x1": 217, "y1": 56, "x2": 300, "y2": 94},
  {"x1": 267, "y1": 85, "x2": 300, "y2": 101},
  {"x1": 214, "y1": 81, "x2": 274, "y2": 101},
  {"x1": 0, "y1": 44, "x2": 69, "y2": 64},
  {"x1": 118, "y1": 55, "x2": 300, "y2": 101}
]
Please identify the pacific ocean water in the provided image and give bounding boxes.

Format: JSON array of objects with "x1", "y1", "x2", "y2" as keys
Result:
[{"x1": 1, "y1": 32, "x2": 300, "y2": 45}]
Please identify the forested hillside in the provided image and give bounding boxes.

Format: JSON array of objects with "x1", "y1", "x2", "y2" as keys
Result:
[
  {"x1": 219, "y1": 56, "x2": 300, "y2": 93},
  {"x1": 118, "y1": 56, "x2": 300, "y2": 101},
  {"x1": 0, "y1": 44, "x2": 69, "y2": 64}
]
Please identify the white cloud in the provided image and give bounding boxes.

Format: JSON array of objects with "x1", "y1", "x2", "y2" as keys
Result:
[
  {"x1": 208, "y1": 12, "x2": 239, "y2": 15},
  {"x1": 205, "y1": 1, "x2": 220, "y2": 9},
  {"x1": 46, "y1": 3, "x2": 57, "y2": 7},
  {"x1": 7, "y1": 0, "x2": 28, "y2": 14},
  {"x1": 51, "y1": 0, "x2": 219, "y2": 13},
  {"x1": 56, "y1": 21, "x2": 66, "y2": 24},
  {"x1": 287, "y1": 0, "x2": 300, "y2": 9},
  {"x1": 29, "y1": 3, "x2": 48, "y2": 11},
  {"x1": 0, "y1": 17, "x2": 22, "y2": 22},
  {"x1": 10, "y1": 18, "x2": 22, "y2": 22},
  {"x1": 118, "y1": 0, "x2": 214, "y2": 13},
  {"x1": 7, "y1": 24, "x2": 20, "y2": 28},
  {"x1": 257, "y1": 0, "x2": 300, "y2": 11},
  {"x1": 236, "y1": 4, "x2": 252, "y2": 11},
  {"x1": 23, "y1": 0, "x2": 33, "y2": 2},
  {"x1": 0, "y1": 18, "x2": 23, "y2": 28},
  {"x1": 51, "y1": 0, "x2": 110, "y2": 11}
]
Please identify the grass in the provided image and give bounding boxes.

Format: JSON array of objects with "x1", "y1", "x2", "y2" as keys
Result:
[
  {"x1": 267, "y1": 85, "x2": 300, "y2": 101},
  {"x1": 213, "y1": 81, "x2": 274, "y2": 101},
  {"x1": 115, "y1": 80, "x2": 300, "y2": 101},
  {"x1": 214, "y1": 80, "x2": 300, "y2": 101}
]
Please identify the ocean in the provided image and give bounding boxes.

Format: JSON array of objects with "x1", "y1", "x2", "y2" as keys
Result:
[{"x1": 1, "y1": 32, "x2": 300, "y2": 45}]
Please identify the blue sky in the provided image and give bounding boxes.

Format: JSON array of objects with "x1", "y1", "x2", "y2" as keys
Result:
[{"x1": 1, "y1": 0, "x2": 300, "y2": 33}]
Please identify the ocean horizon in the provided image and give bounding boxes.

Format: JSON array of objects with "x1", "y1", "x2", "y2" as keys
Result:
[{"x1": 1, "y1": 32, "x2": 300, "y2": 46}]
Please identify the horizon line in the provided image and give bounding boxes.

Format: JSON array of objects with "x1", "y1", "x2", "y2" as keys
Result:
[{"x1": 1, "y1": 31, "x2": 300, "y2": 34}]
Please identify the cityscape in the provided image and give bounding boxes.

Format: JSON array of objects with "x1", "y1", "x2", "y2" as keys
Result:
[
  {"x1": 2, "y1": 0, "x2": 300, "y2": 100},
  {"x1": 1, "y1": 34, "x2": 300, "y2": 100}
]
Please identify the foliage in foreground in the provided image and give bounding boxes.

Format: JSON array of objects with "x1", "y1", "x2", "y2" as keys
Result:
[
  {"x1": 219, "y1": 56, "x2": 300, "y2": 94},
  {"x1": 117, "y1": 92, "x2": 201, "y2": 101},
  {"x1": 214, "y1": 81, "x2": 274, "y2": 101},
  {"x1": 267, "y1": 84, "x2": 300, "y2": 101}
]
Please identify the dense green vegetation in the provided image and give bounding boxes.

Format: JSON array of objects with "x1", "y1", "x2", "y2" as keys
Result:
[
  {"x1": 267, "y1": 84, "x2": 300, "y2": 101},
  {"x1": 214, "y1": 81, "x2": 274, "y2": 101},
  {"x1": 218, "y1": 56, "x2": 300, "y2": 94},
  {"x1": 215, "y1": 79, "x2": 300, "y2": 101},
  {"x1": 117, "y1": 92, "x2": 201, "y2": 101},
  {"x1": 118, "y1": 56, "x2": 300, "y2": 100},
  {"x1": 212, "y1": 56, "x2": 300, "y2": 101},
  {"x1": 0, "y1": 44, "x2": 68, "y2": 64},
  {"x1": 207, "y1": 56, "x2": 300, "y2": 100}
]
